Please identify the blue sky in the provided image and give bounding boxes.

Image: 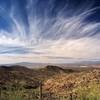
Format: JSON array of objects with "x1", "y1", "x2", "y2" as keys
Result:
[{"x1": 0, "y1": 0, "x2": 100, "y2": 64}]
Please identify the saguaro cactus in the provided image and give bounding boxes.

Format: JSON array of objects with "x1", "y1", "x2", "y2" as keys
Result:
[{"x1": 39, "y1": 81, "x2": 42, "y2": 100}]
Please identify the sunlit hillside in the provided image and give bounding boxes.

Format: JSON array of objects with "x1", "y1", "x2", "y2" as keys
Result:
[{"x1": 0, "y1": 65, "x2": 100, "y2": 100}]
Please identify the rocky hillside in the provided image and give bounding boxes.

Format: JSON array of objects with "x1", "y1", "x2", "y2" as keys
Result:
[
  {"x1": 0, "y1": 65, "x2": 100, "y2": 99},
  {"x1": 0, "y1": 65, "x2": 100, "y2": 95},
  {"x1": 43, "y1": 69, "x2": 100, "y2": 95},
  {"x1": 0, "y1": 65, "x2": 69, "y2": 89}
]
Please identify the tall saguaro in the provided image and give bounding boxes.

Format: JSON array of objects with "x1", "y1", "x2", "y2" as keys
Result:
[{"x1": 39, "y1": 81, "x2": 43, "y2": 100}]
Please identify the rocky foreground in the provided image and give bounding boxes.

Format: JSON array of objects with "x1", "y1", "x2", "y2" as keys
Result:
[{"x1": 0, "y1": 65, "x2": 100, "y2": 99}]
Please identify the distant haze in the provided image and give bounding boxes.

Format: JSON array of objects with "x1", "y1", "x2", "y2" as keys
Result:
[{"x1": 1, "y1": 61, "x2": 100, "y2": 69}]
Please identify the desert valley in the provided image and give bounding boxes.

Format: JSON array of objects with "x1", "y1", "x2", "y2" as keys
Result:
[{"x1": 0, "y1": 64, "x2": 100, "y2": 100}]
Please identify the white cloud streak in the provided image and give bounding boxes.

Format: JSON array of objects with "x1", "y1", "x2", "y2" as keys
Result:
[{"x1": 0, "y1": 0, "x2": 99, "y2": 63}]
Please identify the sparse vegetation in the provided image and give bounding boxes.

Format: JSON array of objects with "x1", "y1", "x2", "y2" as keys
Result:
[{"x1": 0, "y1": 65, "x2": 100, "y2": 100}]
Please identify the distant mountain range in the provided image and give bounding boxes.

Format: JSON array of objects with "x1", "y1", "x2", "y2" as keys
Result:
[{"x1": 1, "y1": 60, "x2": 100, "y2": 68}]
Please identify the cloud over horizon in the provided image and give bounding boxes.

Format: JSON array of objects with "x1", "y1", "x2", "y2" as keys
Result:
[{"x1": 0, "y1": 0, "x2": 100, "y2": 64}]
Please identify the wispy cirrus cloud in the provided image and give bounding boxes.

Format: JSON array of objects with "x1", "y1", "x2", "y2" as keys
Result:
[{"x1": 0, "y1": 0, "x2": 99, "y2": 64}]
